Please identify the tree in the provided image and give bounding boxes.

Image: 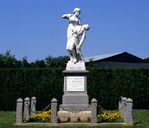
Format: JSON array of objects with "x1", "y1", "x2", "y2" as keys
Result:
[
  {"x1": 21, "y1": 56, "x2": 30, "y2": 67},
  {"x1": 31, "y1": 60, "x2": 46, "y2": 68},
  {"x1": 0, "y1": 50, "x2": 18, "y2": 68},
  {"x1": 0, "y1": 51, "x2": 69, "y2": 68},
  {"x1": 45, "y1": 56, "x2": 69, "y2": 68}
]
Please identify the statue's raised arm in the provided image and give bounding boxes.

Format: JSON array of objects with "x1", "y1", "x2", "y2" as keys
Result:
[
  {"x1": 62, "y1": 14, "x2": 72, "y2": 19},
  {"x1": 62, "y1": 8, "x2": 81, "y2": 25}
]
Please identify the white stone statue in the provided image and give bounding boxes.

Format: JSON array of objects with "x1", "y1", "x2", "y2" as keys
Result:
[{"x1": 62, "y1": 8, "x2": 90, "y2": 63}]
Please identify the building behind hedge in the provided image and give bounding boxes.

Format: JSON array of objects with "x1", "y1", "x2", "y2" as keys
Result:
[{"x1": 85, "y1": 52, "x2": 149, "y2": 69}]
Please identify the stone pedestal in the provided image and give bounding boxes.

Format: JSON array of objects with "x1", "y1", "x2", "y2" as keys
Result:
[{"x1": 60, "y1": 62, "x2": 90, "y2": 112}]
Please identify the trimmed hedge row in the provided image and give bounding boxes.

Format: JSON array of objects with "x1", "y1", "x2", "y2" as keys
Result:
[
  {"x1": 88, "y1": 68, "x2": 149, "y2": 109},
  {"x1": 0, "y1": 68, "x2": 63, "y2": 111},
  {"x1": 0, "y1": 68, "x2": 149, "y2": 110}
]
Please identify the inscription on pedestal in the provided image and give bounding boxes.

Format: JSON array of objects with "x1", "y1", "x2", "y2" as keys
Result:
[{"x1": 66, "y1": 76, "x2": 84, "y2": 91}]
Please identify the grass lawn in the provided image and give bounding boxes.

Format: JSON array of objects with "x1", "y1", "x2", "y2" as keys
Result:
[{"x1": 0, "y1": 110, "x2": 149, "y2": 128}]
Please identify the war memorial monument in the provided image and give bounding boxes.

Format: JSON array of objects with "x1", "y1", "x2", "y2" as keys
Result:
[
  {"x1": 15, "y1": 8, "x2": 133, "y2": 126},
  {"x1": 60, "y1": 7, "x2": 90, "y2": 110},
  {"x1": 57, "y1": 8, "x2": 93, "y2": 121}
]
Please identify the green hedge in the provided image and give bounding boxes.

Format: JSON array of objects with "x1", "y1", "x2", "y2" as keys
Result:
[
  {"x1": 0, "y1": 68, "x2": 63, "y2": 111},
  {"x1": 88, "y1": 68, "x2": 149, "y2": 109},
  {"x1": 0, "y1": 68, "x2": 149, "y2": 110}
]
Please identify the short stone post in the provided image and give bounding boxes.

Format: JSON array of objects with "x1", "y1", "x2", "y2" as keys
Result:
[
  {"x1": 91, "y1": 98, "x2": 97, "y2": 123},
  {"x1": 121, "y1": 97, "x2": 127, "y2": 118},
  {"x1": 51, "y1": 98, "x2": 57, "y2": 124},
  {"x1": 118, "y1": 96, "x2": 123, "y2": 111},
  {"x1": 16, "y1": 98, "x2": 23, "y2": 124},
  {"x1": 31, "y1": 96, "x2": 36, "y2": 116},
  {"x1": 24, "y1": 97, "x2": 30, "y2": 121},
  {"x1": 125, "y1": 98, "x2": 133, "y2": 126}
]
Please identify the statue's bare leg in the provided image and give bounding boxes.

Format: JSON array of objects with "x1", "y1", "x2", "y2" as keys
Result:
[
  {"x1": 71, "y1": 50, "x2": 77, "y2": 63},
  {"x1": 68, "y1": 49, "x2": 77, "y2": 63},
  {"x1": 68, "y1": 50, "x2": 74, "y2": 62}
]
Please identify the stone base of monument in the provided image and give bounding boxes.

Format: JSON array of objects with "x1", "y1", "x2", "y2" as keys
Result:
[
  {"x1": 59, "y1": 62, "x2": 91, "y2": 122},
  {"x1": 58, "y1": 111, "x2": 91, "y2": 122},
  {"x1": 66, "y1": 61, "x2": 86, "y2": 70},
  {"x1": 60, "y1": 93, "x2": 90, "y2": 111},
  {"x1": 60, "y1": 62, "x2": 90, "y2": 111}
]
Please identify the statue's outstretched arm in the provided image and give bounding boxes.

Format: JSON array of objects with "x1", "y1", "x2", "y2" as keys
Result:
[
  {"x1": 78, "y1": 31, "x2": 86, "y2": 48},
  {"x1": 62, "y1": 14, "x2": 72, "y2": 19}
]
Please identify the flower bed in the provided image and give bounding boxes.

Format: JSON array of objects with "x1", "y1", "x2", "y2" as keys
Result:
[
  {"x1": 27, "y1": 108, "x2": 122, "y2": 123},
  {"x1": 28, "y1": 110, "x2": 51, "y2": 122},
  {"x1": 97, "y1": 109, "x2": 121, "y2": 123}
]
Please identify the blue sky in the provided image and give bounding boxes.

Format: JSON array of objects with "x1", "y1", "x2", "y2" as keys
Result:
[{"x1": 0, "y1": 0, "x2": 149, "y2": 61}]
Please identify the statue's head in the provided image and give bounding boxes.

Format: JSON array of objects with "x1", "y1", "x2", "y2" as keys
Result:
[
  {"x1": 82, "y1": 24, "x2": 90, "y2": 31},
  {"x1": 73, "y1": 8, "x2": 81, "y2": 15}
]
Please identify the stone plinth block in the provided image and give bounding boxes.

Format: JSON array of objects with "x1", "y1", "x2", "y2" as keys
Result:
[
  {"x1": 66, "y1": 62, "x2": 86, "y2": 71},
  {"x1": 58, "y1": 111, "x2": 91, "y2": 122}
]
